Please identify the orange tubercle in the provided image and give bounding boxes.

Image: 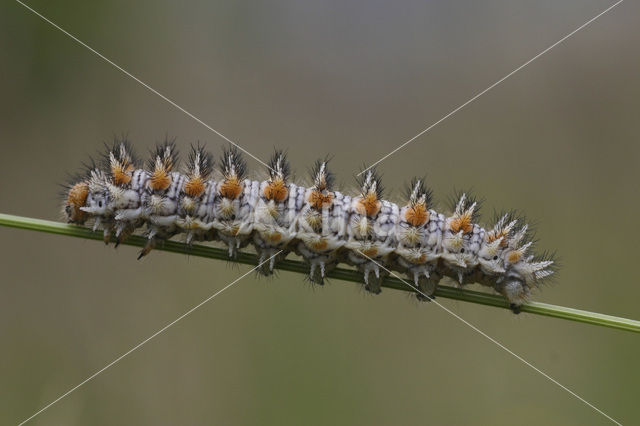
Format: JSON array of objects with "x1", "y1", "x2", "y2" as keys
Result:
[
  {"x1": 356, "y1": 193, "x2": 381, "y2": 217},
  {"x1": 112, "y1": 164, "x2": 134, "y2": 186},
  {"x1": 487, "y1": 230, "x2": 508, "y2": 247},
  {"x1": 150, "y1": 168, "x2": 171, "y2": 191},
  {"x1": 264, "y1": 178, "x2": 288, "y2": 202},
  {"x1": 67, "y1": 182, "x2": 89, "y2": 206},
  {"x1": 361, "y1": 247, "x2": 378, "y2": 257},
  {"x1": 184, "y1": 176, "x2": 205, "y2": 197},
  {"x1": 219, "y1": 176, "x2": 243, "y2": 199},
  {"x1": 410, "y1": 253, "x2": 428, "y2": 264},
  {"x1": 404, "y1": 203, "x2": 429, "y2": 227},
  {"x1": 66, "y1": 182, "x2": 89, "y2": 222},
  {"x1": 507, "y1": 250, "x2": 523, "y2": 263},
  {"x1": 269, "y1": 232, "x2": 282, "y2": 243},
  {"x1": 450, "y1": 212, "x2": 473, "y2": 234},
  {"x1": 308, "y1": 190, "x2": 333, "y2": 210},
  {"x1": 312, "y1": 240, "x2": 328, "y2": 251}
]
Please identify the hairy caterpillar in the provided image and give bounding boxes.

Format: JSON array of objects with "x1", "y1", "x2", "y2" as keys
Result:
[{"x1": 63, "y1": 138, "x2": 555, "y2": 312}]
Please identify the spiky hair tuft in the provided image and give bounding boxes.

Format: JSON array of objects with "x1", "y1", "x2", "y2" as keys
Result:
[
  {"x1": 356, "y1": 167, "x2": 384, "y2": 199},
  {"x1": 102, "y1": 135, "x2": 138, "y2": 169},
  {"x1": 267, "y1": 149, "x2": 290, "y2": 182},
  {"x1": 185, "y1": 142, "x2": 213, "y2": 179},
  {"x1": 448, "y1": 190, "x2": 481, "y2": 221},
  {"x1": 309, "y1": 157, "x2": 334, "y2": 191},
  {"x1": 219, "y1": 145, "x2": 246, "y2": 180},
  {"x1": 147, "y1": 137, "x2": 179, "y2": 172},
  {"x1": 404, "y1": 177, "x2": 433, "y2": 207}
]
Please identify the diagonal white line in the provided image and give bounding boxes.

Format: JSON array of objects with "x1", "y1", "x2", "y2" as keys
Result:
[
  {"x1": 17, "y1": 250, "x2": 283, "y2": 426},
  {"x1": 358, "y1": 0, "x2": 624, "y2": 176},
  {"x1": 13, "y1": 1, "x2": 624, "y2": 424},
  {"x1": 356, "y1": 251, "x2": 622, "y2": 425},
  {"x1": 14, "y1": 0, "x2": 271, "y2": 171},
  {"x1": 353, "y1": 3, "x2": 624, "y2": 422}
]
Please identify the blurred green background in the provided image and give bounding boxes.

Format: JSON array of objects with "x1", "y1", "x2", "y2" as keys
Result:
[{"x1": 1, "y1": 0, "x2": 638, "y2": 424}]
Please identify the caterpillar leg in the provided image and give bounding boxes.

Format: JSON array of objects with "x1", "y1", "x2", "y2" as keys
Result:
[
  {"x1": 137, "y1": 240, "x2": 156, "y2": 259},
  {"x1": 137, "y1": 230, "x2": 157, "y2": 259},
  {"x1": 176, "y1": 218, "x2": 215, "y2": 247},
  {"x1": 256, "y1": 248, "x2": 287, "y2": 276},
  {"x1": 114, "y1": 222, "x2": 128, "y2": 247},
  {"x1": 113, "y1": 220, "x2": 140, "y2": 247},
  {"x1": 103, "y1": 226, "x2": 113, "y2": 245},
  {"x1": 509, "y1": 304, "x2": 522, "y2": 314},
  {"x1": 361, "y1": 262, "x2": 386, "y2": 294},
  {"x1": 307, "y1": 256, "x2": 336, "y2": 285},
  {"x1": 494, "y1": 270, "x2": 530, "y2": 313},
  {"x1": 216, "y1": 233, "x2": 238, "y2": 258},
  {"x1": 394, "y1": 251, "x2": 440, "y2": 301},
  {"x1": 346, "y1": 250, "x2": 385, "y2": 294},
  {"x1": 296, "y1": 238, "x2": 338, "y2": 285},
  {"x1": 413, "y1": 270, "x2": 439, "y2": 302},
  {"x1": 91, "y1": 218, "x2": 113, "y2": 244},
  {"x1": 308, "y1": 259, "x2": 326, "y2": 284},
  {"x1": 137, "y1": 214, "x2": 179, "y2": 258}
]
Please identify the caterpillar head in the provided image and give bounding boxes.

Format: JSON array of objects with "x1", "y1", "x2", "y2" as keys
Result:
[{"x1": 79, "y1": 169, "x2": 111, "y2": 217}]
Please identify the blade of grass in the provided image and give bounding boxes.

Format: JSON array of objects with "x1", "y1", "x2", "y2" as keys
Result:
[{"x1": 1, "y1": 212, "x2": 638, "y2": 333}]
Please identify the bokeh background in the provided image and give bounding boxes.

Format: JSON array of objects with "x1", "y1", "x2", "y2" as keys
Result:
[{"x1": 1, "y1": 0, "x2": 638, "y2": 424}]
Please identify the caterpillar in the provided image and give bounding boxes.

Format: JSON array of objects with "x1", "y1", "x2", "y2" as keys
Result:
[{"x1": 63, "y1": 138, "x2": 555, "y2": 312}]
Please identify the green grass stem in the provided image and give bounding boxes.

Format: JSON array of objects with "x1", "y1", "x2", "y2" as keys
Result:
[{"x1": 1, "y1": 212, "x2": 638, "y2": 333}]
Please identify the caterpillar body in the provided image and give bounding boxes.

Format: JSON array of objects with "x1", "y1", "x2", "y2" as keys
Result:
[{"x1": 63, "y1": 139, "x2": 555, "y2": 312}]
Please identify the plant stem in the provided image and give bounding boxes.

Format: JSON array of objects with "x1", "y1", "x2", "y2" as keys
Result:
[{"x1": 1, "y1": 213, "x2": 638, "y2": 333}]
